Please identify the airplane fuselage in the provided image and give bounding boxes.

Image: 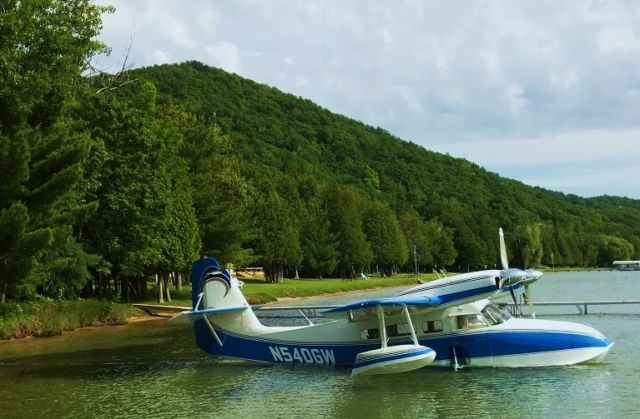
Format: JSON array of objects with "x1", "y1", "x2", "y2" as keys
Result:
[
  {"x1": 194, "y1": 300, "x2": 612, "y2": 368},
  {"x1": 184, "y1": 258, "x2": 612, "y2": 371}
]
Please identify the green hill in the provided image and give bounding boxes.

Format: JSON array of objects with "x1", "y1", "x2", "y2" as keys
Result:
[
  {"x1": 117, "y1": 62, "x2": 640, "y2": 267},
  {"x1": 123, "y1": 61, "x2": 639, "y2": 271}
]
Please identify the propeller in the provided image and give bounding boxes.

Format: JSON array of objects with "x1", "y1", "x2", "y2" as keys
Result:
[{"x1": 497, "y1": 228, "x2": 544, "y2": 317}]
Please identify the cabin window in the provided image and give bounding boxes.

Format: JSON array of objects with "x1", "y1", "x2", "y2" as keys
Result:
[
  {"x1": 361, "y1": 324, "x2": 412, "y2": 340},
  {"x1": 481, "y1": 303, "x2": 512, "y2": 325},
  {"x1": 395, "y1": 323, "x2": 413, "y2": 336},
  {"x1": 456, "y1": 314, "x2": 489, "y2": 329},
  {"x1": 361, "y1": 328, "x2": 379, "y2": 339},
  {"x1": 422, "y1": 320, "x2": 443, "y2": 333}
]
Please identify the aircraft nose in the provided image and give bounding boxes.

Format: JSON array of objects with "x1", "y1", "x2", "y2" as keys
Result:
[
  {"x1": 525, "y1": 268, "x2": 543, "y2": 281},
  {"x1": 573, "y1": 322, "x2": 612, "y2": 347}
]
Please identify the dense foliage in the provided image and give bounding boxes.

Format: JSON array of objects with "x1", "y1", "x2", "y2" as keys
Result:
[{"x1": 1, "y1": 2, "x2": 639, "y2": 303}]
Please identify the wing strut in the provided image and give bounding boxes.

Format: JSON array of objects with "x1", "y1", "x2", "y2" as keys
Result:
[
  {"x1": 401, "y1": 304, "x2": 419, "y2": 345},
  {"x1": 202, "y1": 314, "x2": 223, "y2": 347},
  {"x1": 377, "y1": 305, "x2": 388, "y2": 348}
]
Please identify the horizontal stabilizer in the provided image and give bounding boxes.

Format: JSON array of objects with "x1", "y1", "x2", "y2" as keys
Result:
[
  {"x1": 191, "y1": 305, "x2": 248, "y2": 315},
  {"x1": 168, "y1": 305, "x2": 249, "y2": 324},
  {"x1": 133, "y1": 303, "x2": 190, "y2": 316},
  {"x1": 323, "y1": 296, "x2": 442, "y2": 314}
]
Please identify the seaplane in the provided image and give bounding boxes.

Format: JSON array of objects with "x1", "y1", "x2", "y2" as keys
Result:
[{"x1": 168, "y1": 229, "x2": 613, "y2": 376}]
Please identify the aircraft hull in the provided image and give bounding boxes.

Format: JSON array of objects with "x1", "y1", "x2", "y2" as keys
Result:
[
  {"x1": 186, "y1": 257, "x2": 612, "y2": 371},
  {"x1": 193, "y1": 318, "x2": 612, "y2": 369}
]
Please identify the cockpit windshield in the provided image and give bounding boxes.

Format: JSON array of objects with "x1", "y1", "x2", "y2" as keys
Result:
[
  {"x1": 457, "y1": 313, "x2": 489, "y2": 329},
  {"x1": 482, "y1": 303, "x2": 512, "y2": 325}
]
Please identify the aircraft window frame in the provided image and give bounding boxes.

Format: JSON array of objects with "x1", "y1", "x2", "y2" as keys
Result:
[
  {"x1": 457, "y1": 313, "x2": 489, "y2": 330},
  {"x1": 361, "y1": 323, "x2": 412, "y2": 340},
  {"x1": 422, "y1": 320, "x2": 443, "y2": 333},
  {"x1": 482, "y1": 303, "x2": 512, "y2": 325}
]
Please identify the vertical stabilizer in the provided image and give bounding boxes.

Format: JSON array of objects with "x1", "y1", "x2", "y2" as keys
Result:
[
  {"x1": 191, "y1": 257, "x2": 248, "y2": 311},
  {"x1": 190, "y1": 257, "x2": 265, "y2": 354}
]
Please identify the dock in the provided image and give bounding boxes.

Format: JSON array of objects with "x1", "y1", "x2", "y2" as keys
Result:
[{"x1": 504, "y1": 300, "x2": 640, "y2": 315}]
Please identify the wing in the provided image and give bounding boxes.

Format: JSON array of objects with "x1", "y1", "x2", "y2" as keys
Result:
[
  {"x1": 323, "y1": 296, "x2": 442, "y2": 313},
  {"x1": 321, "y1": 295, "x2": 442, "y2": 321},
  {"x1": 395, "y1": 270, "x2": 503, "y2": 310},
  {"x1": 321, "y1": 271, "x2": 504, "y2": 321}
]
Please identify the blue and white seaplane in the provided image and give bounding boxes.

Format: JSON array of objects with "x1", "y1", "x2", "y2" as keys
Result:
[{"x1": 170, "y1": 230, "x2": 613, "y2": 376}]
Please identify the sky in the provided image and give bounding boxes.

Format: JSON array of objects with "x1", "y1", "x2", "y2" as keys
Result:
[{"x1": 93, "y1": 0, "x2": 640, "y2": 199}]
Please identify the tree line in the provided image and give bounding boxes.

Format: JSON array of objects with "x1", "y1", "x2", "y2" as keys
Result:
[{"x1": 1, "y1": 1, "x2": 638, "y2": 304}]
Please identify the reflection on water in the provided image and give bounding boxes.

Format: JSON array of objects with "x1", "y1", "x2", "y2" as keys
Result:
[{"x1": 0, "y1": 271, "x2": 639, "y2": 419}]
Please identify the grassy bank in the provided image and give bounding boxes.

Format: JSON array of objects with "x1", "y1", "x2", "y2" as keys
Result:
[
  {"x1": 0, "y1": 300, "x2": 133, "y2": 340},
  {"x1": 0, "y1": 273, "x2": 437, "y2": 340},
  {"x1": 242, "y1": 274, "x2": 437, "y2": 304},
  {"x1": 145, "y1": 273, "x2": 440, "y2": 307}
]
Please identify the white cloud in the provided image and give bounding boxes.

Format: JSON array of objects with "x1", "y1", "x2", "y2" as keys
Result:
[
  {"x1": 150, "y1": 49, "x2": 171, "y2": 64},
  {"x1": 436, "y1": 129, "x2": 640, "y2": 166},
  {"x1": 431, "y1": 128, "x2": 640, "y2": 197},
  {"x1": 204, "y1": 42, "x2": 241, "y2": 74},
  {"x1": 522, "y1": 162, "x2": 640, "y2": 197}
]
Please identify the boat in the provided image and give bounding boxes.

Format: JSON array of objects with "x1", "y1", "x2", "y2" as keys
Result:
[
  {"x1": 170, "y1": 230, "x2": 613, "y2": 376},
  {"x1": 613, "y1": 260, "x2": 640, "y2": 271}
]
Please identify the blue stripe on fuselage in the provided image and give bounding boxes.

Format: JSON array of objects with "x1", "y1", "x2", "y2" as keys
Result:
[
  {"x1": 398, "y1": 274, "x2": 496, "y2": 296},
  {"x1": 435, "y1": 285, "x2": 498, "y2": 304},
  {"x1": 424, "y1": 330, "x2": 611, "y2": 361}
]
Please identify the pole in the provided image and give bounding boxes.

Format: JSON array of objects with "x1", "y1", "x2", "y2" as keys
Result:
[{"x1": 413, "y1": 245, "x2": 418, "y2": 276}]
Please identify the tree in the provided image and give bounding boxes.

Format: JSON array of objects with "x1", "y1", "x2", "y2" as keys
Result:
[
  {"x1": 79, "y1": 82, "x2": 200, "y2": 301},
  {"x1": 400, "y1": 211, "x2": 435, "y2": 268},
  {"x1": 325, "y1": 185, "x2": 372, "y2": 278},
  {"x1": 425, "y1": 218, "x2": 457, "y2": 267},
  {"x1": 0, "y1": 0, "x2": 109, "y2": 300},
  {"x1": 298, "y1": 181, "x2": 339, "y2": 279},
  {"x1": 179, "y1": 115, "x2": 254, "y2": 265},
  {"x1": 363, "y1": 201, "x2": 408, "y2": 276},
  {"x1": 152, "y1": 105, "x2": 201, "y2": 301},
  {"x1": 514, "y1": 223, "x2": 543, "y2": 268},
  {"x1": 254, "y1": 186, "x2": 302, "y2": 283},
  {"x1": 598, "y1": 235, "x2": 634, "y2": 266}
]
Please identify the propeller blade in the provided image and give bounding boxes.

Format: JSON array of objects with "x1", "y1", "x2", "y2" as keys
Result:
[{"x1": 499, "y1": 227, "x2": 509, "y2": 269}]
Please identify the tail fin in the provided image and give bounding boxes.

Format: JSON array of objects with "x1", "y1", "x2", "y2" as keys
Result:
[
  {"x1": 191, "y1": 257, "x2": 247, "y2": 310},
  {"x1": 190, "y1": 257, "x2": 264, "y2": 354}
]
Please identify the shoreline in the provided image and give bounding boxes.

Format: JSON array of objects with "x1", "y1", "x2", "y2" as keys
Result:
[
  {"x1": 0, "y1": 316, "x2": 166, "y2": 345},
  {"x1": 1, "y1": 269, "x2": 617, "y2": 343},
  {"x1": 0, "y1": 285, "x2": 412, "y2": 344}
]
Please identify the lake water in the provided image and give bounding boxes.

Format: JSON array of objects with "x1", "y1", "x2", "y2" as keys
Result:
[{"x1": 0, "y1": 271, "x2": 639, "y2": 418}]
